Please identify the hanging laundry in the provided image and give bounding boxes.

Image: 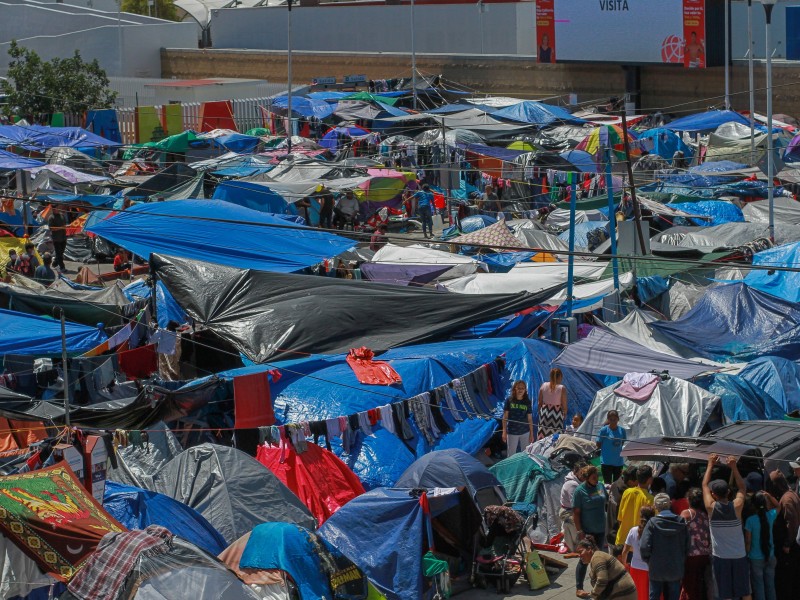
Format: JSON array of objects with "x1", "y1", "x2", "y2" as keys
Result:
[
  {"x1": 614, "y1": 372, "x2": 660, "y2": 402},
  {"x1": 345, "y1": 347, "x2": 402, "y2": 386},
  {"x1": 233, "y1": 371, "x2": 274, "y2": 429},
  {"x1": 117, "y1": 344, "x2": 157, "y2": 380}
]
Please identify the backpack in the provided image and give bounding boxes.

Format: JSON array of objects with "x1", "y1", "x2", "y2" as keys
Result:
[{"x1": 17, "y1": 254, "x2": 33, "y2": 277}]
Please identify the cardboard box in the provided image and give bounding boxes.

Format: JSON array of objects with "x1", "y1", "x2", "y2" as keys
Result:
[
  {"x1": 82, "y1": 435, "x2": 108, "y2": 504},
  {"x1": 52, "y1": 444, "x2": 84, "y2": 483}
]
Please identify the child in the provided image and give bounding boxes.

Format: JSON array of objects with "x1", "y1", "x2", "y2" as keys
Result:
[
  {"x1": 620, "y1": 505, "x2": 656, "y2": 600},
  {"x1": 566, "y1": 413, "x2": 584, "y2": 433},
  {"x1": 596, "y1": 410, "x2": 626, "y2": 484}
]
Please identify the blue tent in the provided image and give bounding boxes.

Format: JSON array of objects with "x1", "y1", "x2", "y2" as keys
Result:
[
  {"x1": 0, "y1": 149, "x2": 44, "y2": 171},
  {"x1": 668, "y1": 200, "x2": 744, "y2": 226},
  {"x1": 270, "y1": 96, "x2": 336, "y2": 119},
  {"x1": 0, "y1": 308, "x2": 106, "y2": 358},
  {"x1": 319, "y1": 126, "x2": 371, "y2": 150},
  {"x1": 652, "y1": 283, "x2": 800, "y2": 362},
  {"x1": 665, "y1": 110, "x2": 750, "y2": 133},
  {"x1": 24, "y1": 125, "x2": 121, "y2": 151},
  {"x1": 123, "y1": 280, "x2": 187, "y2": 328},
  {"x1": 87, "y1": 199, "x2": 352, "y2": 272},
  {"x1": 491, "y1": 101, "x2": 585, "y2": 127},
  {"x1": 695, "y1": 372, "x2": 785, "y2": 422},
  {"x1": 103, "y1": 481, "x2": 227, "y2": 555},
  {"x1": 211, "y1": 181, "x2": 290, "y2": 214},
  {"x1": 738, "y1": 356, "x2": 800, "y2": 416},
  {"x1": 319, "y1": 487, "x2": 473, "y2": 600},
  {"x1": 212, "y1": 132, "x2": 262, "y2": 154},
  {"x1": 637, "y1": 128, "x2": 694, "y2": 161},
  {"x1": 745, "y1": 242, "x2": 800, "y2": 303},
  {"x1": 215, "y1": 337, "x2": 603, "y2": 489},
  {"x1": 559, "y1": 149, "x2": 598, "y2": 173},
  {"x1": 462, "y1": 143, "x2": 526, "y2": 162}
]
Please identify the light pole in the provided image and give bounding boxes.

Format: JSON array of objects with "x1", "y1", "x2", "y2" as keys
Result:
[
  {"x1": 748, "y1": 0, "x2": 755, "y2": 164},
  {"x1": 286, "y1": 0, "x2": 293, "y2": 153},
  {"x1": 724, "y1": 0, "x2": 730, "y2": 109},
  {"x1": 763, "y1": 0, "x2": 776, "y2": 242},
  {"x1": 410, "y1": 0, "x2": 418, "y2": 109}
]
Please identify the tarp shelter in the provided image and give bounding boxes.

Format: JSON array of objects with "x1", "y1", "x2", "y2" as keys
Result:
[
  {"x1": 559, "y1": 149, "x2": 598, "y2": 173},
  {"x1": 270, "y1": 96, "x2": 336, "y2": 120},
  {"x1": 123, "y1": 279, "x2": 187, "y2": 328},
  {"x1": 140, "y1": 444, "x2": 316, "y2": 544},
  {"x1": 0, "y1": 532, "x2": 56, "y2": 599},
  {"x1": 665, "y1": 110, "x2": 751, "y2": 133},
  {"x1": 151, "y1": 253, "x2": 562, "y2": 362},
  {"x1": 695, "y1": 372, "x2": 784, "y2": 422},
  {"x1": 737, "y1": 356, "x2": 800, "y2": 416},
  {"x1": 88, "y1": 200, "x2": 353, "y2": 272},
  {"x1": 705, "y1": 122, "x2": 774, "y2": 167},
  {"x1": 102, "y1": 480, "x2": 228, "y2": 555},
  {"x1": 745, "y1": 242, "x2": 800, "y2": 303},
  {"x1": 450, "y1": 220, "x2": 523, "y2": 250},
  {"x1": 637, "y1": 128, "x2": 694, "y2": 161},
  {"x1": 395, "y1": 449, "x2": 506, "y2": 510},
  {"x1": 652, "y1": 282, "x2": 800, "y2": 362},
  {"x1": 488, "y1": 452, "x2": 560, "y2": 504},
  {"x1": 578, "y1": 377, "x2": 721, "y2": 440},
  {"x1": 0, "y1": 308, "x2": 106, "y2": 358},
  {"x1": 552, "y1": 327, "x2": 716, "y2": 380},
  {"x1": 211, "y1": 180, "x2": 290, "y2": 214},
  {"x1": 742, "y1": 196, "x2": 800, "y2": 226},
  {"x1": 601, "y1": 307, "x2": 706, "y2": 360},
  {"x1": 0, "y1": 149, "x2": 44, "y2": 170},
  {"x1": 320, "y1": 487, "x2": 481, "y2": 600},
  {"x1": 319, "y1": 126, "x2": 371, "y2": 151},
  {"x1": 256, "y1": 442, "x2": 365, "y2": 525},
  {"x1": 490, "y1": 101, "x2": 585, "y2": 127},
  {"x1": 370, "y1": 244, "x2": 486, "y2": 280}
]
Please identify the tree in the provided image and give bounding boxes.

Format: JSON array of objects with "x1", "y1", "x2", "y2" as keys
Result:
[
  {"x1": 121, "y1": 0, "x2": 179, "y2": 21},
  {"x1": 0, "y1": 42, "x2": 117, "y2": 122}
]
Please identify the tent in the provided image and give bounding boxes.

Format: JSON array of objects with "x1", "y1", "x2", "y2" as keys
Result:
[
  {"x1": 87, "y1": 200, "x2": 353, "y2": 273},
  {"x1": 319, "y1": 487, "x2": 481, "y2": 600},
  {"x1": 102, "y1": 480, "x2": 228, "y2": 555},
  {"x1": 652, "y1": 282, "x2": 800, "y2": 362},
  {"x1": 695, "y1": 372, "x2": 785, "y2": 422},
  {"x1": 211, "y1": 180, "x2": 290, "y2": 214},
  {"x1": 151, "y1": 253, "x2": 562, "y2": 362},
  {"x1": 0, "y1": 149, "x2": 44, "y2": 171},
  {"x1": 369, "y1": 243, "x2": 484, "y2": 281},
  {"x1": 738, "y1": 356, "x2": 800, "y2": 416},
  {"x1": 395, "y1": 449, "x2": 506, "y2": 510},
  {"x1": 256, "y1": 442, "x2": 365, "y2": 525},
  {"x1": 577, "y1": 377, "x2": 721, "y2": 440},
  {"x1": 744, "y1": 242, "x2": 800, "y2": 303},
  {"x1": 742, "y1": 196, "x2": 800, "y2": 226},
  {"x1": 490, "y1": 101, "x2": 585, "y2": 127},
  {"x1": 0, "y1": 308, "x2": 106, "y2": 358},
  {"x1": 269, "y1": 96, "x2": 336, "y2": 120},
  {"x1": 138, "y1": 444, "x2": 316, "y2": 544},
  {"x1": 319, "y1": 126, "x2": 371, "y2": 151},
  {"x1": 637, "y1": 128, "x2": 694, "y2": 161},
  {"x1": 449, "y1": 220, "x2": 523, "y2": 249},
  {"x1": 665, "y1": 110, "x2": 751, "y2": 133},
  {"x1": 488, "y1": 452, "x2": 561, "y2": 505}
]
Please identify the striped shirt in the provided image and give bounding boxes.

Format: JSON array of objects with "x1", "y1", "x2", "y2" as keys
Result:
[{"x1": 709, "y1": 500, "x2": 746, "y2": 559}]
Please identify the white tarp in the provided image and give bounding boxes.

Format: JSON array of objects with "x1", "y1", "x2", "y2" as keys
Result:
[
  {"x1": 577, "y1": 377, "x2": 721, "y2": 440},
  {"x1": 511, "y1": 261, "x2": 607, "y2": 279},
  {"x1": 441, "y1": 264, "x2": 619, "y2": 295},
  {"x1": 370, "y1": 244, "x2": 486, "y2": 279}
]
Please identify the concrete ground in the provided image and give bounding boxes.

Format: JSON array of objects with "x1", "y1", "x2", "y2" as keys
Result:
[{"x1": 455, "y1": 551, "x2": 581, "y2": 600}]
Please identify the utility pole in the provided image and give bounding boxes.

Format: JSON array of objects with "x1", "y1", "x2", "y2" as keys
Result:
[
  {"x1": 286, "y1": 0, "x2": 293, "y2": 153},
  {"x1": 59, "y1": 309, "x2": 71, "y2": 429},
  {"x1": 619, "y1": 105, "x2": 647, "y2": 258}
]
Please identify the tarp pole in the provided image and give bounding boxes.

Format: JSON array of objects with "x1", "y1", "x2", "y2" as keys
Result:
[
  {"x1": 60, "y1": 309, "x2": 71, "y2": 429},
  {"x1": 566, "y1": 174, "x2": 576, "y2": 318},
  {"x1": 748, "y1": 0, "x2": 755, "y2": 165},
  {"x1": 605, "y1": 148, "x2": 620, "y2": 292},
  {"x1": 286, "y1": 0, "x2": 293, "y2": 153},
  {"x1": 411, "y1": 0, "x2": 418, "y2": 110}
]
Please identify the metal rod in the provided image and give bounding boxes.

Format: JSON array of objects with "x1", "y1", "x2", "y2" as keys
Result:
[
  {"x1": 605, "y1": 148, "x2": 620, "y2": 292},
  {"x1": 620, "y1": 105, "x2": 647, "y2": 256},
  {"x1": 724, "y1": 0, "x2": 730, "y2": 109},
  {"x1": 286, "y1": 0, "x2": 293, "y2": 153},
  {"x1": 60, "y1": 310, "x2": 71, "y2": 429},
  {"x1": 748, "y1": 0, "x2": 755, "y2": 164},
  {"x1": 411, "y1": 0, "x2": 418, "y2": 110},
  {"x1": 565, "y1": 175, "x2": 577, "y2": 318},
  {"x1": 766, "y1": 2, "x2": 775, "y2": 242}
]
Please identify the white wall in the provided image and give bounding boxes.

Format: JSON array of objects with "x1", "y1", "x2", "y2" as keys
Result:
[
  {"x1": 731, "y1": 0, "x2": 790, "y2": 61},
  {"x1": 209, "y1": 2, "x2": 535, "y2": 55}
]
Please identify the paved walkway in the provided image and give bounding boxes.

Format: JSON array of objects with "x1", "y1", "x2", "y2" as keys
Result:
[{"x1": 456, "y1": 551, "x2": 581, "y2": 600}]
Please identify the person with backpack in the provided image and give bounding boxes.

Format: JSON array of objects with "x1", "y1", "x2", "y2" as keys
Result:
[{"x1": 14, "y1": 243, "x2": 39, "y2": 278}]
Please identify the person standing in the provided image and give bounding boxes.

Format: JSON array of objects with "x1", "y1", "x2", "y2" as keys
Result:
[
  {"x1": 48, "y1": 205, "x2": 67, "y2": 271},
  {"x1": 576, "y1": 538, "x2": 637, "y2": 600},
  {"x1": 477, "y1": 184, "x2": 501, "y2": 213},
  {"x1": 620, "y1": 505, "x2": 656, "y2": 600},
  {"x1": 679, "y1": 487, "x2": 712, "y2": 600},
  {"x1": 615, "y1": 466, "x2": 654, "y2": 546},
  {"x1": 702, "y1": 454, "x2": 751, "y2": 600},
  {"x1": 608, "y1": 466, "x2": 638, "y2": 546},
  {"x1": 316, "y1": 185, "x2": 335, "y2": 229},
  {"x1": 560, "y1": 460, "x2": 587, "y2": 553},
  {"x1": 744, "y1": 491, "x2": 777, "y2": 600},
  {"x1": 573, "y1": 465, "x2": 608, "y2": 599},
  {"x1": 501, "y1": 380, "x2": 533, "y2": 456},
  {"x1": 414, "y1": 184, "x2": 435, "y2": 239},
  {"x1": 640, "y1": 493, "x2": 689, "y2": 600},
  {"x1": 767, "y1": 470, "x2": 800, "y2": 599},
  {"x1": 537, "y1": 367, "x2": 567, "y2": 439},
  {"x1": 33, "y1": 252, "x2": 56, "y2": 285},
  {"x1": 596, "y1": 410, "x2": 626, "y2": 484}
]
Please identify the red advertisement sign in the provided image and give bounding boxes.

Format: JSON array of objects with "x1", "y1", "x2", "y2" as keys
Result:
[
  {"x1": 683, "y1": 0, "x2": 706, "y2": 68},
  {"x1": 536, "y1": 0, "x2": 556, "y2": 64}
]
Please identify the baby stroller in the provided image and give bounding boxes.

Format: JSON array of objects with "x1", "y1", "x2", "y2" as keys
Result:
[{"x1": 471, "y1": 505, "x2": 528, "y2": 593}]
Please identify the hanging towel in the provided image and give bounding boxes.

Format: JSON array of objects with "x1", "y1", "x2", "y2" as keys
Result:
[
  {"x1": 379, "y1": 404, "x2": 396, "y2": 434},
  {"x1": 345, "y1": 347, "x2": 402, "y2": 386},
  {"x1": 614, "y1": 372, "x2": 660, "y2": 402},
  {"x1": 117, "y1": 344, "x2": 157, "y2": 380},
  {"x1": 233, "y1": 371, "x2": 275, "y2": 429}
]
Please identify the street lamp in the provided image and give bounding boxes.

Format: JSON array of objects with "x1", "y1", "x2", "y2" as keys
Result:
[
  {"x1": 748, "y1": 0, "x2": 755, "y2": 164},
  {"x1": 763, "y1": 0, "x2": 776, "y2": 242}
]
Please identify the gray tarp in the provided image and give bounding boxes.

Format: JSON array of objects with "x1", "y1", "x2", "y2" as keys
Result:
[
  {"x1": 108, "y1": 422, "x2": 184, "y2": 489},
  {"x1": 742, "y1": 196, "x2": 800, "y2": 226},
  {"x1": 578, "y1": 377, "x2": 721, "y2": 440},
  {"x1": 553, "y1": 327, "x2": 715, "y2": 380},
  {"x1": 601, "y1": 308, "x2": 701, "y2": 359},
  {"x1": 140, "y1": 444, "x2": 315, "y2": 543}
]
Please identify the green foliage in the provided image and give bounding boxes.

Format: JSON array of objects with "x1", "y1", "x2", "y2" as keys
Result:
[
  {"x1": 0, "y1": 41, "x2": 117, "y2": 121},
  {"x1": 121, "y1": 0, "x2": 179, "y2": 21}
]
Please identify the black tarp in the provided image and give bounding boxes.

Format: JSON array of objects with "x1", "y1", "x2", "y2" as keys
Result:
[{"x1": 151, "y1": 254, "x2": 563, "y2": 363}]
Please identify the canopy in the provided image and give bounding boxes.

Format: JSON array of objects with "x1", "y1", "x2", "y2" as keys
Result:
[
  {"x1": 552, "y1": 327, "x2": 715, "y2": 379},
  {"x1": 637, "y1": 128, "x2": 694, "y2": 161},
  {"x1": 103, "y1": 480, "x2": 228, "y2": 555},
  {"x1": 256, "y1": 443, "x2": 365, "y2": 525},
  {"x1": 140, "y1": 444, "x2": 315, "y2": 544},
  {"x1": 575, "y1": 125, "x2": 640, "y2": 162},
  {"x1": 87, "y1": 200, "x2": 353, "y2": 272},
  {"x1": 665, "y1": 110, "x2": 750, "y2": 133},
  {"x1": 152, "y1": 253, "x2": 562, "y2": 362},
  {"x1": 0, "y1": 125, "x2": 120, "y2": 150},
  {"x1": 578, "y1": 377, "x2": 720, "y2": 440},
  {"x1": 559, "y1": 149, "x2": 598, "y2": 173},
  {"x1": 0, "y1": 308, "x2": 106, "y2": 358},
  {"x1": 0, "y1": 149, "x2": 44, "y2": 171},
  {"x1": 744, "y1": 242, "x2": 800, "y2": 303},
  {"x1": 270, "y1": 96, "x2": 336, "y2": 119},
  {"x1": 652, "y1": 282, "x2": 800, "y2": 362},
  {"x1": 319, "y1": 126, "x2": 371, "y2": 150},
  {"x1": 450, "y1": 220, "x2": 522, "y2": 249},
  {"x1": 491, "y1": 101, "x2": 585, "y2": 127}
]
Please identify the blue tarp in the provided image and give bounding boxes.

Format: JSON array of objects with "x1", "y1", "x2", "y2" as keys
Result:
[
  {"x1": 637, "y1": 275, "x2": 670, "y2": 304},
  {"x1": 716, "y1": 180, "x2": 785, "y2": 199},
  {"x1": 738, "y1": 356, "x2": 800, "y2": 416},
  {"x1": 319, "y1": 126, "x2": 371, "y2": 150},
  {"x1": 270, "y1": 96, "x2": 336, "y2": 119},
  {"x1": 103, "y1": 481, "x2": 227, "y2": 555},
  {"x1": 211, "y1": 181, "x2": 290, "y2": 214},
  {"x1": 463, "y1": 143, "x2": 526, "y2": 162},
  {"x1": 216, "y1": 338, "x2": 603, "y2": 489},
  {"x1": 307, "y1": 91, "x2": 351, "y2": 101},
  {"x1": 638, "y1": 128, "x2": 694, "y2": 161},
  {"x1": 85, "y1": 109, "x2": 122, "y2": 144},
  {"x1": 212, "y1": 133, "x2": 262, "y2": 154},
  {"x1": 690, "y1": 160, "x2": 748, "y2": 173},
  {"x1": 123, "y1": 280, "x2": 187, "y2": 328},
  {"x1": 0, "y1": 149, "x2": 44, "y2": 170},
  {"x1": 665, "y1": 110, "x2": 751, "y2": 133},
  {"x1": 491, "y1": 101, "x2": 585, "y2": 127},
  {"x1": 558, "y1": 221, "x2": 609, "y2": 248},
  {"x1": 25, "y1": 125, "x2": 121, "y2": 151},
  {"x1": 695, "y1": 373, "x2": 783, "y2": 422},
  {"x1": 560, "y1": 149, "x2": 598, "y2": 173},
  {"x1": 35, "y1": 193, "x2": 117, "y2": 207},
  {"x1": 745, "y1": 242, "x2": 800, "y2": 303},
  {"x1": 668, "y1": 200, "x2": 744, "y2": 226},
  {"x1": 87, "y1": 200, "x2": 352, "y2": 272},
  {"x1": 0, "y1": 308, "x2": 106, "y2": 358},
  {"x1": 480, "y1": 251, "x2": 536, "y2": 272},
  {"x1": 652, "y1": 282, "x2": 800, "y2": 362}
]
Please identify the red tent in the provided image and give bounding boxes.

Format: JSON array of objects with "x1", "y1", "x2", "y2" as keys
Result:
[{"x1": 256, "y1": 443, "x2": 365, "y2": 525}]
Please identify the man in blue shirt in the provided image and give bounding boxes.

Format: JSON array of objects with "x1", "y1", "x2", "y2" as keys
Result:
[
  {"x1": 596, "y1": 410, "x2": 626, "y2": 484},
  {"x1": 414, "y1": 184, "x2": 435, "y2": 239}
]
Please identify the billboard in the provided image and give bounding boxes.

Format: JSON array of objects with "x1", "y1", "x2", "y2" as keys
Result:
[{"x1": 537, "y1": 0, "x2": 717, "y2": 68}]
